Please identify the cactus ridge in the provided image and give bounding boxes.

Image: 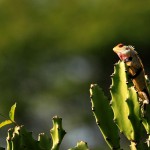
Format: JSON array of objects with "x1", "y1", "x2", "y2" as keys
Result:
[
  {"x1": 90, "y1": 84, "x2": 120, "y2": 150},
  {"x1": 110, "y1": 61, "x2": 134, "y2": 140}
]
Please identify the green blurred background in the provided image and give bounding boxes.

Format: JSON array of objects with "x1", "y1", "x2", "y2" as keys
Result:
[{"x1": 0, "y1": 0, "x2": 150, "y2": 149}]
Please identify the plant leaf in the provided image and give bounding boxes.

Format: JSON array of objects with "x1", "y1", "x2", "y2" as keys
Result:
[
  {"x1": 9, "y1": 103, "x2": 16, "y2": 122},
  {"x1": 0, "y1": 120, "x2": 12, "y2": 128}
]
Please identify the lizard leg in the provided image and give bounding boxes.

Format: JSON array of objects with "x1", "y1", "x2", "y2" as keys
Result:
[
  {"x1": 138, "y1": 91, "x2": 149, "y2": 104},
  {"x1": 138, "y1": 91, "x2": 149, "y2": 117}
]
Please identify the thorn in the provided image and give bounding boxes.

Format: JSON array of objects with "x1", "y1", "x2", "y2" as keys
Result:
[
  {"x1": 113, "y1": 118, "x2": 117, "y2": 123},
  {"x1": 96, "y1": 121, "x2": 100, "y2": 125},
  {"x1": 109, "y1": 101, "x2": 112, "y2": 106},
  {"x1": 126, "y1": 81, "x2": 129, "y2": 84},
  {"x1": 110, "y1": 74, "x2": 114, "y2": 77},
  {"x1": 90, "y1": 95, "x2": 93, "y2": 99},
  {"x1": 114, "y1": 63, "x2": 118, "y2": 66},
  {"x1": 90, "y1": 84, "x2": 95, "y2": 89},
  {"x1": 92, "y1": 107, "x2": 95, "y2": 111},
  {"x1": 109, "y1": 85, "x2": 113, "y2": 90}
]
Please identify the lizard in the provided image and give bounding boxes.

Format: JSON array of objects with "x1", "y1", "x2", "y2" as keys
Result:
[{"x1": 113, "y1": 43, "x2": 150, "y2": 114}]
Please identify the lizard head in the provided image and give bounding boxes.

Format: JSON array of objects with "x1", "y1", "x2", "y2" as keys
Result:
[{"x1": 113, "y1": 43, "x2": 134, "y2": 61}]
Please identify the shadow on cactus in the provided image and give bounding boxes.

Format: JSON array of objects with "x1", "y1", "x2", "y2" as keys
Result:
[{"x1": 90, "y1": 61, "x2": 150, "y2": 150}]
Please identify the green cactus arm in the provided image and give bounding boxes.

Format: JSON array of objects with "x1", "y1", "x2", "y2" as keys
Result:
[
  {"x1": 130, "y1": 141, "x2": 148, "y2": 150},
  {"x1": 90, "y1": 84, "x2": 120, "y2": 150},
  {"x1": 127, "y1": 87, "x2": 144, "y2": 142},
  {"x1": 142, "y1": 76, "x2": 150, "y2": 134},
  {"x1": 6, "y1": 126, "x2": 41, "y2": 150},
  {"x1": 142, "y1": 103, "x2": 150, "y2": 134},
  {"x1": 110, "y1": 61, "x2": 133, "y2": 140},
  {"x1": 38, "y1": 133, "x2": 52, "y2": 150},
  {"x1": 110, "y1": 61, "x2": 143, "y2": 142},
  {"x1": 50, "y1": 116, "x2": 66, "y2": 150},
  {"x1": 68, "y1": 141, "x2": 89, "y2": 150},
  {"x1": 6, "y1": 128, "x2": 14, "y2": 150}
]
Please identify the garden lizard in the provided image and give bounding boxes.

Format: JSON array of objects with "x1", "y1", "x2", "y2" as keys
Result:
[{"x1": 113, "y1": 43, "x2": 150, "y2": 113}]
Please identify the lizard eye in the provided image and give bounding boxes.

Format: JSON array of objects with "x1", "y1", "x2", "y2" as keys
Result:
[{"x1": 118, "y1": 43, "x2": 124, "y2": 48}]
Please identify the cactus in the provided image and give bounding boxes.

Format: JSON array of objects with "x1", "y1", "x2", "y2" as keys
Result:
[
  {"x1": 50, "y1": 116, "x2": 66, "y2": 150},
  {"x1": 4, "y1": 116, "x2": 66, "y2": 150},
  {"x1": 110, "y1": 62, "x2": 144, "y2": 142},
  {"x1": 90, "y1": 61, "x2": 150, "y2": 149},
  {"x1": 0, "y1": 103, "x2": 91, "y2": 150},
  {"x1": 38, "y1": 133, "x2": 52, "y2": 150},
  {"x1": 90, "y1": 84, "x2": 120, "y2": 150},
  {"x1": 68, "y1": 141, "x2": 89, "y2": 150},
  {"x1": 6, "y1": 126, "x2": 41, "y2": 150}
]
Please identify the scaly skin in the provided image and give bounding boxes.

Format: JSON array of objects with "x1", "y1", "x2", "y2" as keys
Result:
[{"x1": 113, "y1": 43, "x2": 150, "y2": 109}]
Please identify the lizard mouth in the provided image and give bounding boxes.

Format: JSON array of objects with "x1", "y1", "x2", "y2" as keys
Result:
[
  {"x1": 118, "y1": 52, "x2": 129, "y2": 61},
  {"x1": 117, "y1": 49, "x2": 131, "y2": 61}
]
